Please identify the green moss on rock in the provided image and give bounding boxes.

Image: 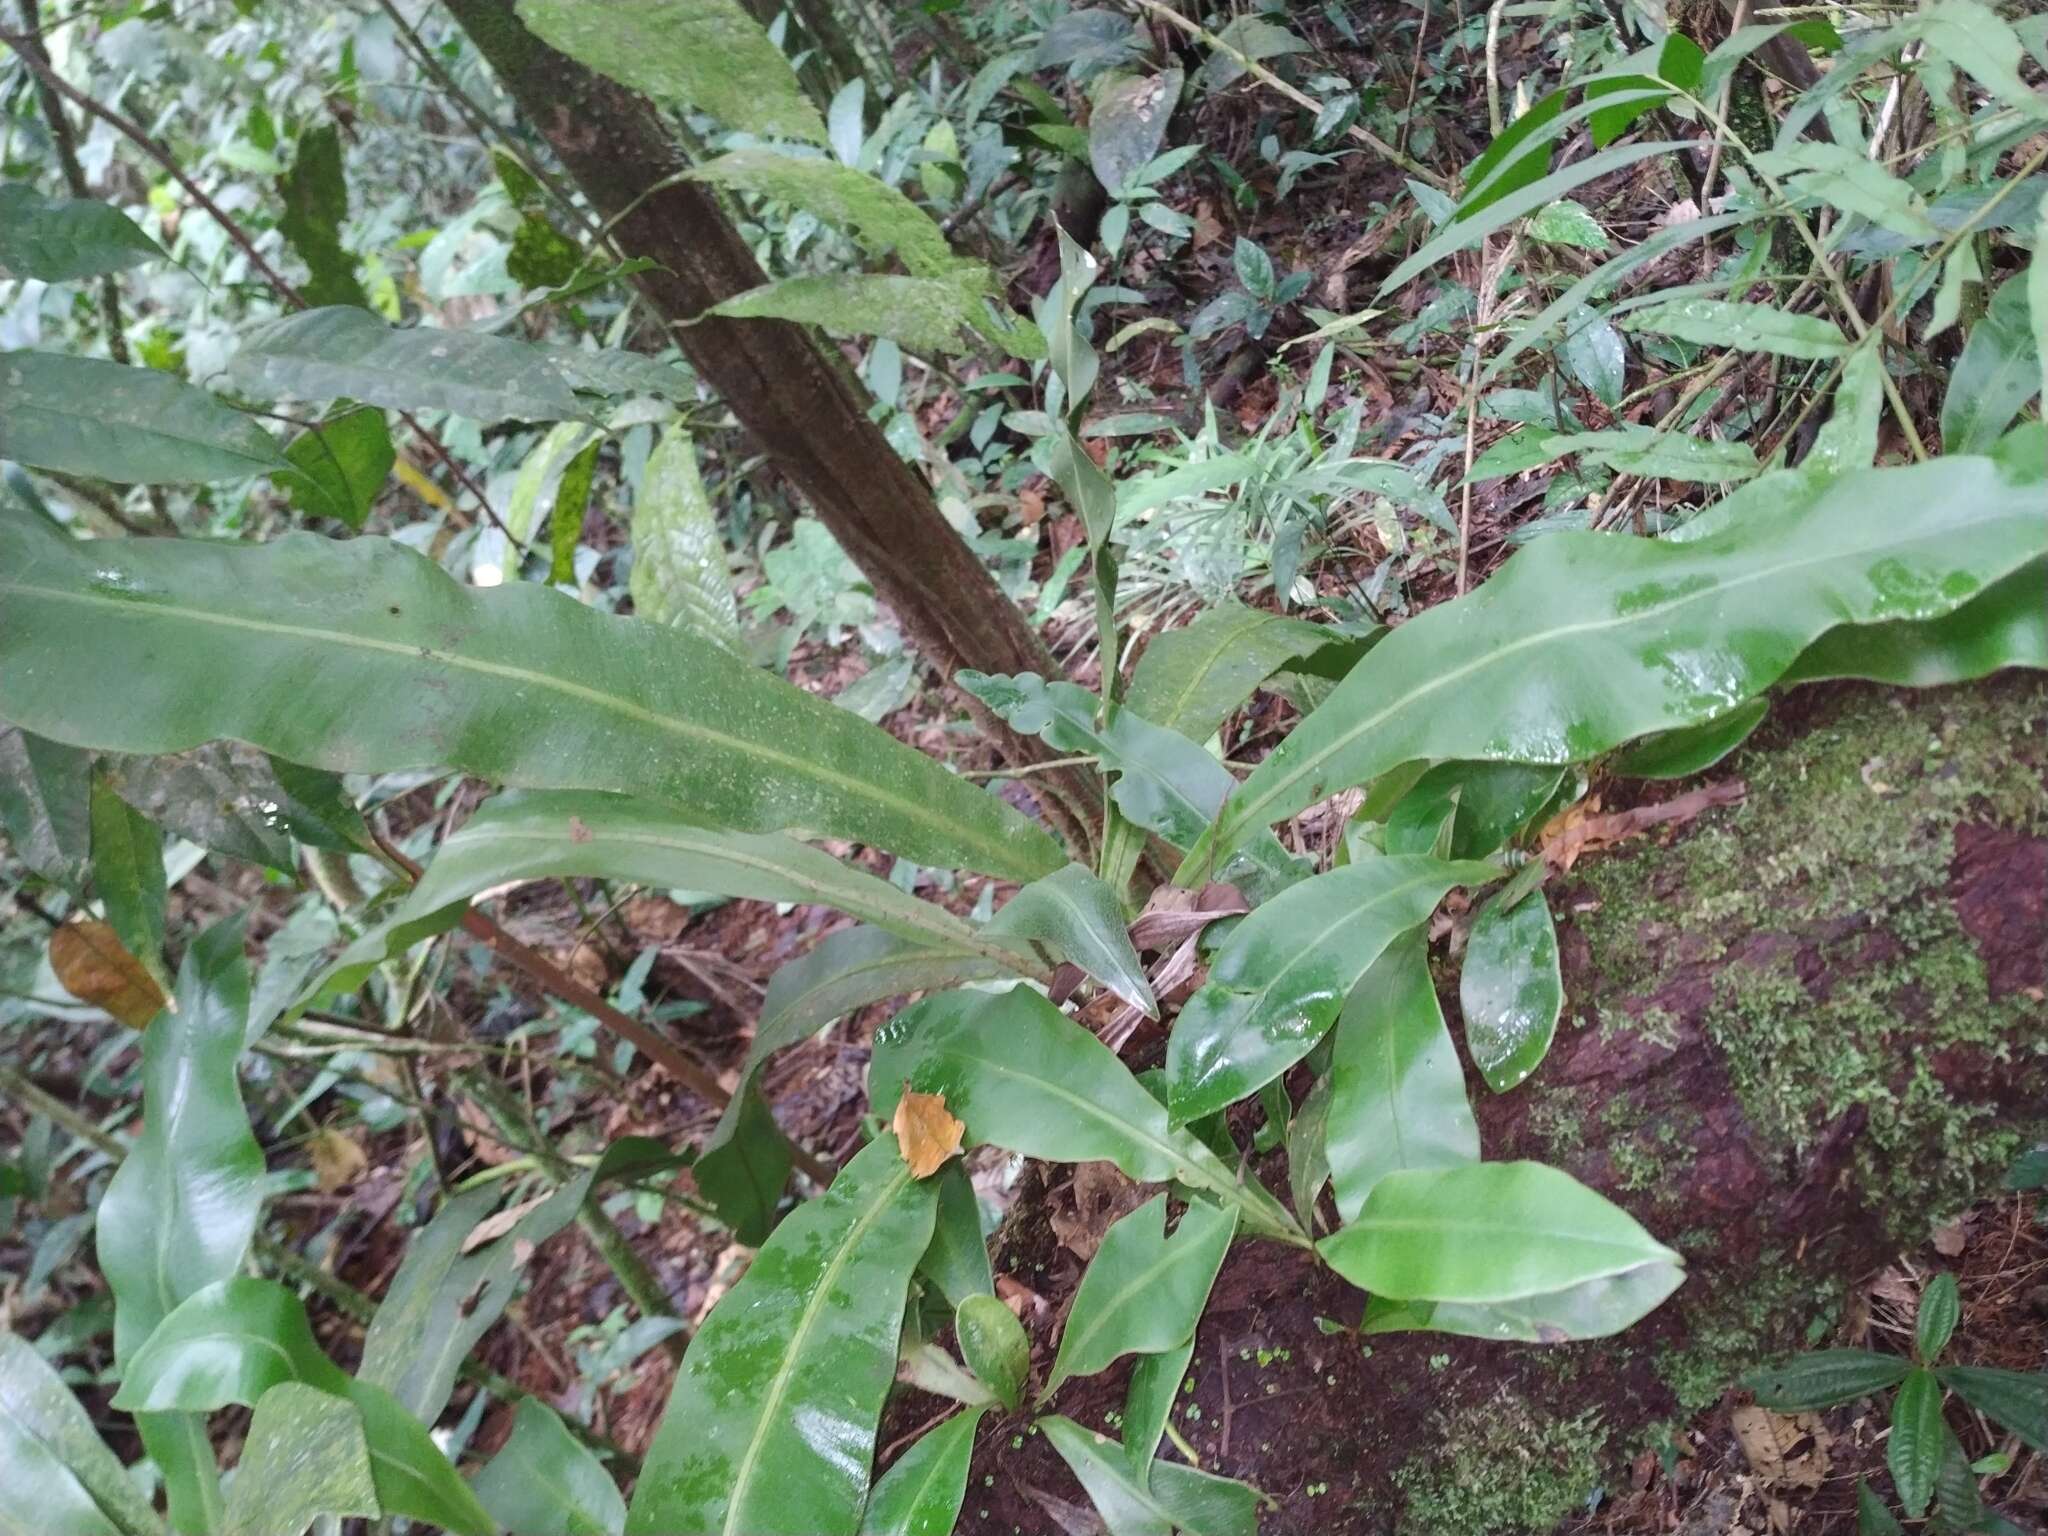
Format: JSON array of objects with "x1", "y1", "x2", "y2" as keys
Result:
[{"x1": 1576, "y1": 681, "x2": 2048, "y2": 1238}]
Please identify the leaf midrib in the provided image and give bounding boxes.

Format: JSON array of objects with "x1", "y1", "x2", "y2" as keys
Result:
[
  {"x1": 722, "y1": 1162, "x2": 915, "y2": 1536},
  {"x1": 6, "y1": 580, "x2": 1019, "y2": 872},
  {"x1": 1218, "y1": 494, "x2": 2034, "y2": 853}
]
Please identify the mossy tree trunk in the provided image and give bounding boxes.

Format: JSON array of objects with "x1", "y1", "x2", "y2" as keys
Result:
[
  {"x1": 973, "y1": 675, "x2": 2048, "y2": 1535},
  {"x1": 442, "y1": 0, "x2": 1103, "y2": 858}
]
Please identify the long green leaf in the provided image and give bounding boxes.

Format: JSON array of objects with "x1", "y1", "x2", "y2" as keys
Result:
[
  {"x1": 276, "y1": 125, "x2": 367, "y2": 310},
  {"x1": 316, "y1": 790, "x2": 1017, "y2": 999},
  {"x1": 711, "y1": 270, "x2": 1001, "y2": 356},
  {"x1": 0, "y1": 509, "x2": 1064, "y2": 881},
  {"x1": 1038, "y1": 1418, "x2": 1257, "y2": 1536},
  {"x1": 629, "y1": 429, "x2": 742, "y2": 650},
  {"x1": 693, "y1": 1084, "x2": 793, "y2": 1246},
  {"x1": 1318, "y1": 1161, "x2": 1680, "y2": 1304},
  {"x1": 1612, "y1": 697, "x2": 1769, "y2": 778},
  {"x1": 1122, "y1": 1340, "x2": 1195, "y2": 1482},
  {"x1": 1888, "y1": 1369, "x2": 1943, "y2": 1520},
  {"x1": 87, "y1": 776, "x2": 170, "y2": 992},
  {"x1": 0, "y1": 353, "x2": 285, "y2": 483},
  {"x1": 517, "y1": 0, "x2": 826, "y2": 144},
  {"x1": 0, "y1": 1333, "x2": 164, "y2": 1536},
  {"x1": 1459, "y1": 888, "x2": 1564, "y2": 1092},
  {"x1": 114, "y1": 1278, "x2": 348, "y2": 1412},
  {"x1": 279, "y1": 405, "x2": 394, "y2": 529},
  {"x1": 223, "y1": 1384, "x2": 380, "y2": 1536},
  {"x1": 349, "y1": 1381, "x2": 498, "y2": 1536},
  {"x1": 1126, "y1": 603, "x2": 1333, "y2": 741},
  {"x1": 1361, "y1": 1259, "x2": 1684, "y2": 1342},
  {"x1": 1624, "y1": 297, "x2": 1848, "y2": 359},
  {"x1": 1939, "y1": 1366, "x2": 2048, "y2": 1452},
  {"x1": 956, "y1": 1295, "x2": 1028, "y2": 1412},
  {"x1": 1745, "y1": 1349, "x2": 1916, "y2": 1410},
  {"x1": 1165, "y1": 857, "x2": 1495, "y2": 1125},
  {"x1": 1941, "y1": 273, "x2": 2040, "y2": 454},
  {"x1": 0, "y1": 183, "x2": 164, "y2": 282},
  {"x1": 1048, "y1": 1195, "x2": 1235, "y2": 1393},
  {"x1": 1193, "y1": 452, "x2": 2048, "y2": 869},
  {"x1": 359, "y1": 1178, "x2": 587, "y2": 1425},
  {"x1": 98, "y1": 916, "x2": 260, "y2": 1532},
  {"x1": 869, "y1": 986, "x2": 1304, "y2": 1244},
  {"x1": 985, "y1": 863, "x2": 1154, "y2": 1015},
  {"x1": 1326, "y1": 933, "x2": 1478, "y2": 1222},
  {"x1": 474, "y1": 1399, "x2": 626, "y2": 1536},
  {"x1": 859, "y1": 1407, "x2": 987, "y2": 1536},
  {"x1": 627, "y1": 1137, "x2": 937, "y2": 1536},
  {"x1": 228, "y1": 307, "x2": 585, "y2": 424}
]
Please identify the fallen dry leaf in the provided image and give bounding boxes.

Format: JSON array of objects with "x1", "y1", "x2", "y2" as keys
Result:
[
  {"x1": 307, "y1": 1127, "x2": 368, "y2": 1193},
  {"x1": 1730, "y1": 1405, "x2": 1830, "y2": 1492},
  {"x1": 1541, "y1": 780, "x2": 1746, "y2": 873},
  {"x1": 460, "y1": 1192, "x2": 551, "y2": 1254},
  {"x1": 892, "y1": 1088, "x2": 964, "y2": 1178},
  {"x1": 49, "y1": 919, "x2": 167, "y2": 1029}
]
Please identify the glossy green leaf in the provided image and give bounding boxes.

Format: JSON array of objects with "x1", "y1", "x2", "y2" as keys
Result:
[
  {"x1": 1938, "y1": 1366, "x2": 2048, "y2": 1451},
  {"x1": 859, "y1": 1407, "x2": 987, "y2": 1536},
  {"x1": 0, "y1": 1333, "x2": 164, "y2": 1536},
  {"x1": 1126, "y1": 604, "x2": 1333, "y2": 742},
  {"x1": 1287, "y1": 1070, "x2": 1333, "y2": 1231},
  {"x1": 0, "y1": 353, "x2": 284, "y2": 483},
  {"x1": 549, "y1": 432, "x2": 600, "y2": 584},
  {"x1": 920, "y1": 1163, "x2": 995, "y2": 1310},
  {"x1": 1122, "y1": 1339, "x2": 1194, "y2": 1482},
  {"x1": 1319, "y1": 1161, "x2": 1679, "y2": 1304},
  {"x1": 630, "y1": 429, "x2": 742, "y2": 651},
  {"x1": 691, "y1": 151, "x2": 953, "y2": 276},
  {"x1": 516, "y1": 0, "x2": 826, "y2": 144},
  {"x1": 0, "y1": 509, "x2": 1064, "y2": 881},
  {"x1": 99, "y1": 915, "x2": 261, "y2": 1395},
  {"x1": 1090, "y1": 70, "x2": 1179, "y2": 196},
  {"x1": 1383, "y1": 762, "x2": 1563, "y2": 859},
  {"x1": 473, "y1": 1399, "x2": 626, "y2": 1536},
  {"x1": 1194, "y1": 452, "x2": 2048, "y2": 869},
  {"x1": 956, "y1": 1294, "x2": 1029, "y2": 1412},
  {"x1": 224, "y1": 1383, "x2": 379, "y2": 1536},
  {"x1": 1039, "y1": 1417, "x2": 1256, "y2": 1536},
  {"x1": 1889, "y1": 1368, "x2": 1943, "y2": 1520},
  {"x1": 627, "y1": 1137, "x2": 937, "y2": 1536},
  {"x1": 1917, "y1": 1272, "x2": 1960, "y2": 1362},
  {"x1": 0, "y1": 726, "x2": 90, "y2": 889},
  {"x1": 278, "y1": 406, "x2": 394, "y2": 529},
  {"x1": 869, "y1": 986, "x2": 1304, "y2": 1244},
  {"x1": 1743, "y1": 1349, "x2": 1915, "y2": 1410},
  {"x1": 1552, "y1": 425, "x2": 1760, "y2": 484},
  {"x1": 276, "y1": 125, "x2": 367, "y2": 310},
  {"x1": 228, "y1": 307, "x2": 585, "y2": 424},
  {"x1": 1781, "y1": 560, "x2": 2047, "y2": 688},
  {"x1": 1361, "y1": 1259, "x2": 1684, "y2": 1342},
  {"x1": 1048, "y1": 1195, "x2": 1235, "y2": 1394},
  {"x1": 1460, "y1": 888, "x2": 1564, "y2": 1092},
  {"x1": 114, "y1": 1277, "x2": 347, "y2": 1412},
  {"x1": 1327, "y1": 933, "x2": 1479, "y2": 1222},
  {"x1": 87, "y1": 776, "x2": 169, "y2": 992},
  {"x1": 509, "y1": 423, "x2": 602, "y2": 544},
  {"x1": 1613, "y1": 697, "x2": 1768, "y2": 779},
  {"x1": 986, "y1": 863, "x2": 1154, "y2": 1015},
  {"x1": 360, "y1": 1177, "x2": 588, "y2": 1425},
  {"x1": 692, "y1": 1084, "x2": 793, "y2": 1245},
  {"x1": 344, "y1": 1379, "x2": 498, "y2": 1535},
  {"x1": 1941, "y1": 274, "x2": 2040, "y2": 455},
  {"x1": 0, "y1": 183, "x2": 163, "y2": 282},
  {"x1": 1166, "y1": 857, "x2": 1495, "y2": 1126},
  {"x1": 1625, "y1": 298, "x2": 1847, "y2": 359}
]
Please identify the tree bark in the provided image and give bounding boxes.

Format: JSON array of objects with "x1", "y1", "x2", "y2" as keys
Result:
[
  {"x1": 968, "y1": 674, "x2": 2048, "y2": 1534},
  {"x1": 442, "y1": 0, "x2": 1103, "y2": 859}
]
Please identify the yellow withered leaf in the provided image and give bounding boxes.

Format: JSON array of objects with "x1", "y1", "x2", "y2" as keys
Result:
[
  {"x1": 49, "y1": 919, "x2": 167, "y2": 1029},
  {"x1": 891, "y1": 1087, "x2": 964, "y2": 1179}
]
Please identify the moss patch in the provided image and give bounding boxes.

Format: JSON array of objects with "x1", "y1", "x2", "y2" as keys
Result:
[
  {"x1": 1653, "y1": 1248, "x2": 1842, "y2": 1413},
  {"x1": 1577, "y1": 681, "x2": 2048, "y2": 1238},
  {"x1": 1392, "y1": 1396, "x2": 1609, "y2": 1536}
]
